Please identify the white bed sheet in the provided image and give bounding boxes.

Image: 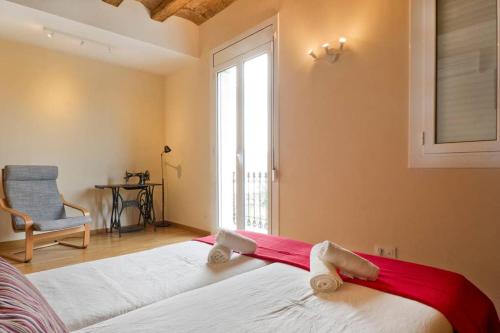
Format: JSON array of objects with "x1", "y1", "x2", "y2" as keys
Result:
[
  {"x1": 76, "y1": 263, "x2": 453, "y2": 333},
  {"x1": 27, "y1": 241, "x2": 269, "y2": 331}
]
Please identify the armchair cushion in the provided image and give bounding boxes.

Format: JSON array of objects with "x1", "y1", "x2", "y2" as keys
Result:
[
  {"x1": 3, "y1": 165, "x2": 58, "y2": 181},
  {"x1": 3, "y1": 166, "x2": 66, "y2": 229},
  {"x1": 32, "y1": 216, "x2": 91, "y2": 232}
]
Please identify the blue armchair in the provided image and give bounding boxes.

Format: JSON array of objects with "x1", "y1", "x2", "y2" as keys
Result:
[{"x1": 0, "y1": 165, "x2": 91, "y2": 262}]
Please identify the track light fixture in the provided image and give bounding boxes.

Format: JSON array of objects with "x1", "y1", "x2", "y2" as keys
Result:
[{"x1": 43, "y1": 27, "x2": 113, "y2": 54}]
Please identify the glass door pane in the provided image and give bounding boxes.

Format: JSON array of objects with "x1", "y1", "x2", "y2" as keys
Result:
[
  {"x1": 243, "y1": 53, "x2": 270, "y2": 234},
  {"x1": 217, "y1": 66, "x2": 238, "y2": 230},
  {"x1": 217, "y1": 42, "x2": 273, "y2": 235}
]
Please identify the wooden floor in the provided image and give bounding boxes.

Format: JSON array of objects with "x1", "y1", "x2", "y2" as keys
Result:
[{"x1": 0, "y1": 225, "x2": 206, "y2": 274}]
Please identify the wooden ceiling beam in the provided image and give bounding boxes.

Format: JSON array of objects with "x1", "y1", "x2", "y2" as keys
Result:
[
  {"x1": 151, "y1": 0, "x2": 192, "y2": 22},
  {"x1": 102, "y1": 0, "x2": 235, "y2": 25},
  {"x1": 102, "y1": 0, "x2": 124, "y2": 6},
  {"x1": 176, "y1": 0, "x2": 237, "y2": 25}
]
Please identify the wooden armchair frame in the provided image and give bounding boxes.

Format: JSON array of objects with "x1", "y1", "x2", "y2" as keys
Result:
[{"x1": 0, "y1": 196, "x2": 90, "y2": 263}]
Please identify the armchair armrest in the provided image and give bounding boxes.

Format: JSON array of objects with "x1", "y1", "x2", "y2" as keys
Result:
[
  {"x1": 61, "y1": 196, "x2": 90, "y2": 217},
  {"x1": 0, "y1": 198, "x2": 33, "y2": 228}
]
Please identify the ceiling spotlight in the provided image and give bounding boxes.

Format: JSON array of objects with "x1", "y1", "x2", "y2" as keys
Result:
[
  {"x1": 47, "y1": 31, "x2": 54, "y2": 38},
  {"x1": 339, "y1": 36, "x2": 347, "y2": 45},
  {"x1": 322, "y1": 43, "x2": 330, "y2": 50}
]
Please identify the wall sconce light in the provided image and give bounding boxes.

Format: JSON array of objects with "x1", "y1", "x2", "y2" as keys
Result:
[
  {"x1": 308, "y1": 36, "x2": 347, "y2": 63},
  {"x1": 307, "y1": 49, "x2": 318, "y2": 60}
]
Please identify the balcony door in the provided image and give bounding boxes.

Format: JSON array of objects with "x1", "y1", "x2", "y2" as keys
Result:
[{"x1": 215, "y1": 23, "x2": 276, "y2": 234}]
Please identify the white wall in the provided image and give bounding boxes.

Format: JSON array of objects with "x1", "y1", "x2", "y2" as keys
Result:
[
  {"x1": 163, "y1": 0, "x2": 500, "y2": 310},
  {"x1": 0, "y1": 38, "x2": 165, "y2": 241}
]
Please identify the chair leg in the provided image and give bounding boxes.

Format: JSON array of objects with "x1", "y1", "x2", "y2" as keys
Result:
[
  {"x1": 58, "y1": 224, "x2": 90, "y2": 249},
  {"x1": 83, "y1": 224, "x2": 90, "y2": 248},
  {"x1": 1, "y1": 252, "x2": 29, "y2": 263},
  {"x1": 1, "y1": 226, "x2": 90, "y2": 262},
  {"x1": 2, "y1": 242, "x2": 59, "y2": 263},
  {"x1": 24, "y1": 229, "x2": 33, "y2": 263}
]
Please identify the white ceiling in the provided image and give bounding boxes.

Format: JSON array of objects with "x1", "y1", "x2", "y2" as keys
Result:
[{"x1": 0, "y1": 0, "x2": 200, "y2": 75}]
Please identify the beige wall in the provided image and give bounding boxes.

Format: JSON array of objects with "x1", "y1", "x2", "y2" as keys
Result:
[
  {"x1": 0, "y1": 38, "x2": 165, "y2": 240},
  {"x1": 164, "y1": 0, "x2": 500, "y2": 309}
]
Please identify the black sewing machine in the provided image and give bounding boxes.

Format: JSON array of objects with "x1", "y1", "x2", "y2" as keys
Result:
[{"x1": 124, "y1": 170, "x2": 150, "y2": 185}]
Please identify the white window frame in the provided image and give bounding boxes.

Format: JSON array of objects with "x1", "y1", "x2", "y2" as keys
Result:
[
  {"x1": 210, "y1": 16, "x2": 280, "y2": 235},
  {"x1": 409, "y1": 0, "x2": 500, "y2": 168}
]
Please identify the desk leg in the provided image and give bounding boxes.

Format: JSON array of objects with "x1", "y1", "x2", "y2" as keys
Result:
[
  {"x1": 144, "y1": 186, "x2": 156, "y2": 230},
  {"x1": 142, "y1": 189, "x2": 148, "y2": 229},
  {"x1": 107, "y1": 192, "x2": 113, "y2": 233},
  {"x1": 150, "y1": 187, "x2": 156, "y2": 227},
  {"x1": 117, "y1": 189, "x2": 124, "y2": 237},
  {"x1": 110, "y1": 188, "x2": 124, "y2": 237},
  {"x1": 108, "y1": 188, "x2": 117, "y2": 233},
  {"x1": 137, "y1": 189, "x2": 146, "y2": 228},
  {"x1": 137, "y1": 186, "x2": 156, "y2": 229}
]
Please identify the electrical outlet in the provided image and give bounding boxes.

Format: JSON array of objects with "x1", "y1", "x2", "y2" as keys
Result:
[
  {"x1": 384, "y1": 246, "x2": 398, "y2": 259},
  {"x1": 374, "y1": 245, "x2": 398, "y2": 259}
]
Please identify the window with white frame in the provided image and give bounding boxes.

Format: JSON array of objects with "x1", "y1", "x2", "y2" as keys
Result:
[{"x1": 410, "y1": 0, "x2": 500, "y2": 167}]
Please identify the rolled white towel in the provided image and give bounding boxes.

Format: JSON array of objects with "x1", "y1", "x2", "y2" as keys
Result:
[
  {"x1": 216, "y1": 229, "x2": 257, "y2": 254},
  {"x1": 207, "y1": 243, "x2": 232, "y2": 264},
  {"x1": 310, "y1": 243, "x2": 343, "y2": 293},
  {"x1": 318, "y1": 240, "x2": 379, "y2": 281}
]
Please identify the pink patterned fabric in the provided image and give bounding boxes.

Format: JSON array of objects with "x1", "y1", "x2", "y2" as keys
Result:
[{"x1": 0, "y1": 257, "x2": 68, "y2": 333}]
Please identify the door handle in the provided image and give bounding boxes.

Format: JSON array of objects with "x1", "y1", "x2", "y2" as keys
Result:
[{"x1": 272, "y1": 168, "x2": 278, "y2": 182}]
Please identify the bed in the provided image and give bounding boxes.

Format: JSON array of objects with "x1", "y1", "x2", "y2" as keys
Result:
[
  {"x1": 6, "y1": 233, "x2": 498, "y2": 333},
  {"x1": 74, "y1": 263, "x2": 453, "y2": 333},
  {"x1": 27, "y1": 241, "x2": 269, "y2": 331}
]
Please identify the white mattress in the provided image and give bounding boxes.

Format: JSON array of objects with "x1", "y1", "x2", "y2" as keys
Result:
[
  {"x1": 76, "y1": 263, "x2": 453, "y2": 333},
  {"x1": 27, "y1": 241, "x2": 269, "y2": 331}
]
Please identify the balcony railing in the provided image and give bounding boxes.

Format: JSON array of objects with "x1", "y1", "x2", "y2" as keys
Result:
[{"x1": 233, "y1": 171, "x2": 268, "y2": 232}]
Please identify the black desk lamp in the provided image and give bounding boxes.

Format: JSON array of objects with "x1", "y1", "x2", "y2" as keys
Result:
[{"x1": 157, "y1": 145, "x2": 172, "y2": 228}]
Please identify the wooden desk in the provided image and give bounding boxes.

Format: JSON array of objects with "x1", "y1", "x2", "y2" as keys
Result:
[{"x1": 95, "y1": 183, "x2": 161, "y2": 236}]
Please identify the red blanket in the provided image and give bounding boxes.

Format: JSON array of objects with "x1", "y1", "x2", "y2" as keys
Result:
[{"x1": 195, "y1": 231, "x2": 500, "y2": 333}]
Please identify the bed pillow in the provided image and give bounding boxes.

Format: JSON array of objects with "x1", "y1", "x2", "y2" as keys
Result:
[{"x1": 0, "y1": 257, "x2": 68, "y2": 333}]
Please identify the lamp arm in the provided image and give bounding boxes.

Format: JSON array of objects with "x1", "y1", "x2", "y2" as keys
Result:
[
  {"x1": 159, "y1": 147, "x2": 172, "y2": 227},
  {"x1": 161, "y1": 152, "x2": 165, "y2": 180},
  {"x1": 161, "y1": 152, "x2": 165, "y2": 224}
]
